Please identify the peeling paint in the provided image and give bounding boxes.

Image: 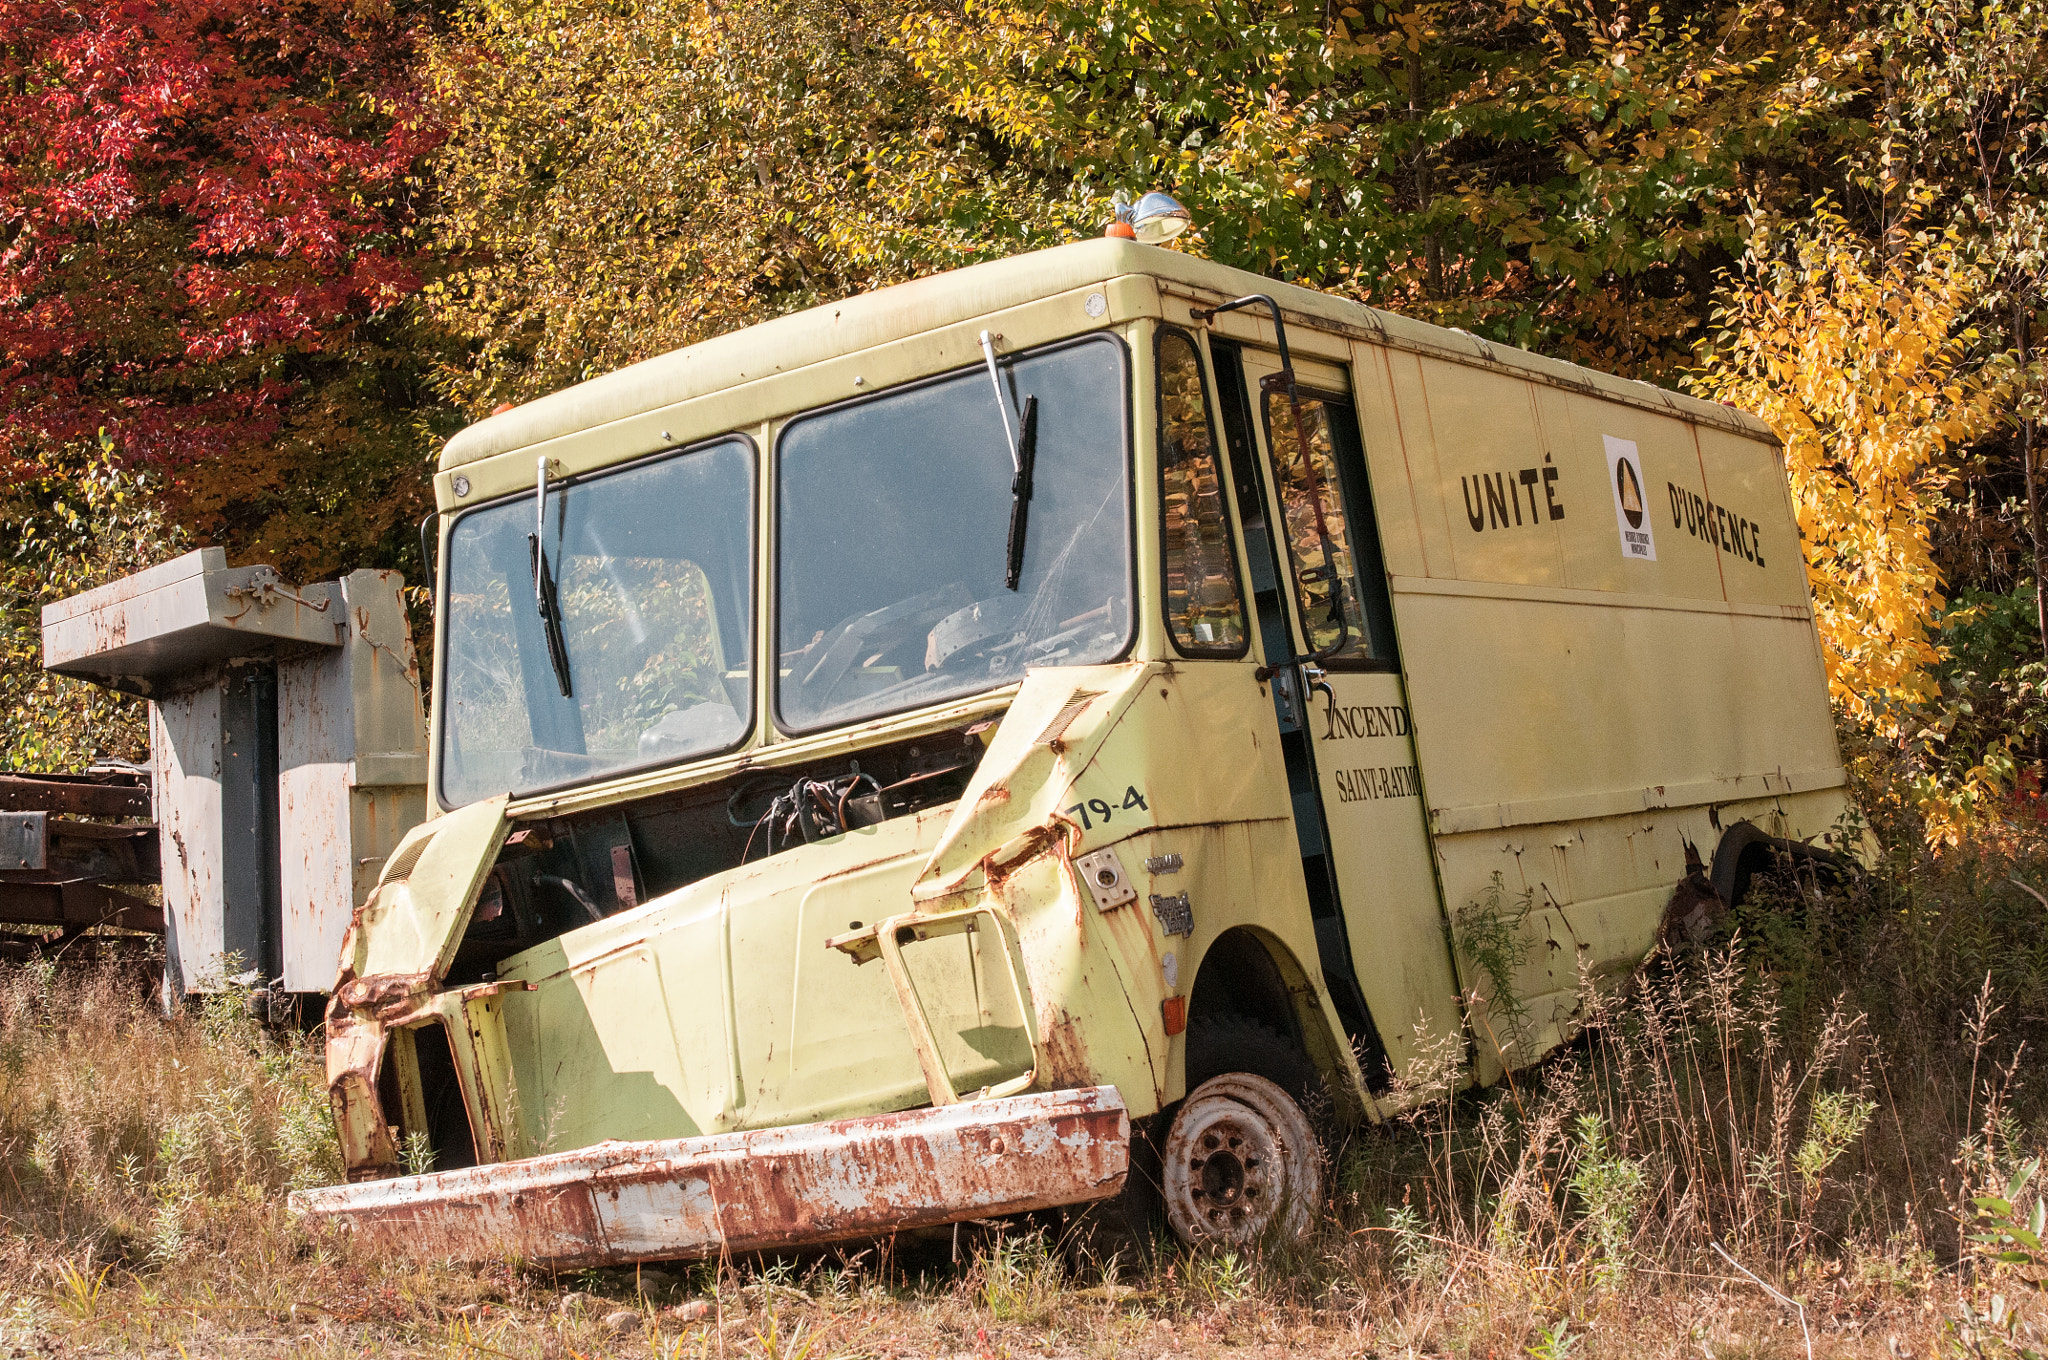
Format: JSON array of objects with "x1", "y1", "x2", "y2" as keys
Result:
[{"x1": 293, "y1": 1086, "x2": 1129, "y2": 1267}]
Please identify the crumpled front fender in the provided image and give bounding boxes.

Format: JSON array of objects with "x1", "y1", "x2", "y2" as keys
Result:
[
  {"x1": 325, "y1": 795, "x2": 509, "y2": 1180},
  {"x1": 913, "y1": 662, "x2": 1155, "y2": 905}
]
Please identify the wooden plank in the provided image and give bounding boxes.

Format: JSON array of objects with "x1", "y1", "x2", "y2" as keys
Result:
[{"x1": 0, "y1": 879, "x2": 163, "y2": 933}]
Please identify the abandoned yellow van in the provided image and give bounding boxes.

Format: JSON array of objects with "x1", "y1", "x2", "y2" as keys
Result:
[{"x1": 293, "y1": 232, "x2": 1852, "y2": 1264}]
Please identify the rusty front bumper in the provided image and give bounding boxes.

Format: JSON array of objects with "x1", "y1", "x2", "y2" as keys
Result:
[{"x1": 289, "y1": 1085, "x2": 1129, "y2": 1267}]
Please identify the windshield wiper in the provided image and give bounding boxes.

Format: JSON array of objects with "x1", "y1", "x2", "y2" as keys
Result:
[
  {"x1": 979, "y1": 331, "x2": 1039, "y2": 590},
  {"x1": 528, "y1": 455, "x2": 575, "y2": 698},
  {"x1": 1005, "y1": 397, "x2": 1039, "y2": 590}
]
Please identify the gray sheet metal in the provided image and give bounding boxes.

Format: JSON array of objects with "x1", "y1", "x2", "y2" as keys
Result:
[{"x1": 43, "y1": 549, "x2": 340, "y2": 696}]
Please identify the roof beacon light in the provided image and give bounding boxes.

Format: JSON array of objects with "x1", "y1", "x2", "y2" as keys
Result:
[
  {"x1": 1103, "y1": 190, "x2": 1192, "y2": 243},
  {"x1": 1132, "y1": 192, "x2": 1192, "y2": 243}
]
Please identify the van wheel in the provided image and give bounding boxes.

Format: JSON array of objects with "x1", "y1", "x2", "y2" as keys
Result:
[
  {"x1": 1713, "y1": 820, "x2": 1854, "y2": 909},
  {"x1": 1184, "y1": 1014, "x2": 1323, "y2": 1107},
  {"x1": 1166, "y1": 1013, "x2": 1325, "y2": 1249},
  {"x1": 1162, "y1": 1071, "x2": 1321, "y2": 1247}
]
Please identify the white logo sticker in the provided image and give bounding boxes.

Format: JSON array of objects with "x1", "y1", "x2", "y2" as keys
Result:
[{"x1": 1604, "y1": 436, "x2": 1656, "y2": 562}]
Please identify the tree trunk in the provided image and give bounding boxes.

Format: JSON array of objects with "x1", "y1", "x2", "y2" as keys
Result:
[{"x1": 2023, "y1": 306, "x2": 2047, "y2": 660}]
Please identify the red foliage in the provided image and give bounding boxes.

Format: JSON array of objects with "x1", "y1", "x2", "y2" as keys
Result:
[{"x1": 0, "y1": 0, "x2": 437, "y2": 476}]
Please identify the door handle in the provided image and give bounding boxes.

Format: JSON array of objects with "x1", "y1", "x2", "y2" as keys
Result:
[
  {"x1": 1259, "y1": 658, "x2": 1335, "y2": 731},
  {"x1": 1299, "y1": 662, "x2": 1336, "y2": 721}
]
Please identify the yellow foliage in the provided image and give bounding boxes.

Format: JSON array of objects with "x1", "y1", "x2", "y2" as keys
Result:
[
  {"x1": 0, "y1": 442, "x2": 185, "y2": 770},
  {"x1": 1690, "y1": 211, "x2": 2013, "y2": 733},
  {"x1": 423, "y1": 0, "x2": 1007, "y2": 414}
]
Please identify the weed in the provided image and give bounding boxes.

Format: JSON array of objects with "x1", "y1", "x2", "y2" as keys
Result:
[
  {"x1": 51, "y1": 1261, "x2": 109, "y2": 1321},
  {"x1": 147, "y1": 1200, "x2": 188, "y2": 1264},
  {"x1": 400, "y1": 1129, "x2": 436, "y2": 1176},
  {"x1": 750, "y1": 1308, "x2": 822, "y2": 1360},
  {"x1": 0, "y1": 1298, "x2": 49, "y2": 1348},
  {"x1": 1566, "y1": 1112, "x2": 1645, "y2": 1287},
  {"x1": 1794, "y1": 1090, "x2": 1876, "y2": 1206},
  {"x1": 1184, "y1": 1247, "x2": 1254, "y2": 1306},
  {"x1": 974, "y1": 1227, "x2": 1063, "y2": 1321},
  {"x1": 1449, "y1": 871, "x2": 1538, "y2": 1060},
  {"x1": 1384, "y1": 1202, "x2": 1449, "y2": 1285},
  {"x1": 1526, "y1": 1317, "x2": 1578, "y2": 1359},
  {"x1": 0, "y1": 953, "x2": 339, "y2": 1280},
  {"x1": 656, "y1": 1330, "x2": 714, "y2": 1360}
]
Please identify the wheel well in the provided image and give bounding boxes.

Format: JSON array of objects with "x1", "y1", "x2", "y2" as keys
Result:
[
  {"x1": 1186, "y1": 926, "x2": 1356, "y2": 1119},
  {"x1": 1188, "y1": 927, "x2": 1302, "y2": 1047}
]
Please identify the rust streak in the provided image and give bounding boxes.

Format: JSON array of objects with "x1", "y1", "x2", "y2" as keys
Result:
[{"x1": 292, "y1": 1086, "x2": 1130, "y2": 1268}]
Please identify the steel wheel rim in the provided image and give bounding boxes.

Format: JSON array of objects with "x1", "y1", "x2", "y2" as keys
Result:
[{"x1": 1162, "y1": 1072, "x2": 1320, "y2": 1246}]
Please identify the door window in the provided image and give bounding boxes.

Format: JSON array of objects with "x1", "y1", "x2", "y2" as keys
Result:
[
  {"x1": 1262, "y1": 389, "x2": 1398, "y2": 666},
  {"x1": 1156, "y1": 328, "x2": 1247, "y2": 657}
]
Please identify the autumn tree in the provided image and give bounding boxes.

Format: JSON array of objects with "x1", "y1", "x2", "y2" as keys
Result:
[
  {"x1": 903, "y1": 0, "x2": 1869, "y2": 378},
  {"x1": 0, "y1": 439, "x2": 183, "y2": 769},
  {"x1": 1872, "y1": 0, "x2": 2048, "y2": 662},
  {"x1": 1693, "y1": 212, "x2": 2009, "y2": 713},
  {"x1": 424, "y1": 0, "x2": 1882, "y2": 410},
  {"x1": 1688, "y1": 210, "x2": 2035, "y2": 834},
  {"x1": 0, "y1": 0, "x2": 449, "y2": 581},
  {"x1": 424, "y1": 0, "x2": 1015, "y2": 414}
]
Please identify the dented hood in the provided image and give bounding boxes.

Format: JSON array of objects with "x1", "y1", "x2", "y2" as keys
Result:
[
  {"x1": 914, "y1": 661, "x2": 1153, "y2": 902},
  {"x1": 334, "y1": 794, "x2": 510, "y2": 994}
]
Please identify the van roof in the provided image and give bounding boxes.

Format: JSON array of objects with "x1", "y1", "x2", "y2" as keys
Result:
[{"x1": 439, "y1": 239, "x2": 1771, "y2": 472}]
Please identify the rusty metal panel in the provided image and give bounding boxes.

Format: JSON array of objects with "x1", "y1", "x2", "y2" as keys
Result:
[
  {"x1": 0, "y1": 773, "x2": 149, "y2": 819},
  {"x1": 43, "y1": 548, "x2": 341, "y2": 697},
  {"x1": 150, "y1": 664, "x2": 283, "y2": 989},
  {"x1": 277, "y1": 570, "x2": 429, "y2": 993},
  {"x1": 338, "y1": 571, "x2": 429, "y2": 773},
  {"x1": 0, "y1": 788, "x2": 162, "y2": 935},
  {"x1": 292, "y1": 1085, "x2": 1128, "y2": 1267},
  {"x1": 277, "y1": 647, "x2": 349, "y2": 979},
  {"x1": 152, "y1": 689, "x2": 226, "y2": 989},
  {"x1": 44, "y1": 821, "x2": 157, "y2": 881}
]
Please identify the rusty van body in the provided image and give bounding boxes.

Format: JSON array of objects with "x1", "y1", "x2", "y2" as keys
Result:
[{"x1": 291, "y1": 240, "x2": 1852, "y2": 1263}]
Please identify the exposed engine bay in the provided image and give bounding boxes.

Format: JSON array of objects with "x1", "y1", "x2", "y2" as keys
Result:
[{"x1": 443, "y1": 722, "x2": 994, "y2": 986}]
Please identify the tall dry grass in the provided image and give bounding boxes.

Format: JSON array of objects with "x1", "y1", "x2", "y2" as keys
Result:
[
  {"x1": 0, "y1": 952, "x2": 338, "y2": 1286},
  {"x1": 1238, "y1": 768, "x2": 2048, "y2": 1354},
  {"x1": 937, "y1": 778, "x2": 2048, "y2": 1354}
]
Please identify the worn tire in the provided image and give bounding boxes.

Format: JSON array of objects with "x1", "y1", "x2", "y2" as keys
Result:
[
  {"x1": 1161, "y1": 1072, "x2": 1322, "y2": 1247},
  {"x1": 1164, "y1": 1017, "x2": 1326, "y2": 1248},
  {"x1": 1183, "y1": 1015, "x2": 1324, "y2": 1111},
  {"x1": 1713, "y1": 820, "x2": 1854, "y2": 910}
]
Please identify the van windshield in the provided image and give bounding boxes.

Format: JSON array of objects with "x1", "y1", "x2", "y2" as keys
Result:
[
  {"x1": 776, "y1": 335, "x2": 1131, "y2": 732},
  {"x1": 438, "y1": 438, "x2": 753, "y2": 807}
]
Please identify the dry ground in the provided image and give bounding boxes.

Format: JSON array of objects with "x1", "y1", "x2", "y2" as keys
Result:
[{"x1": 0, "y1": 1225, "x2": 1971, "y2": 1358}]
